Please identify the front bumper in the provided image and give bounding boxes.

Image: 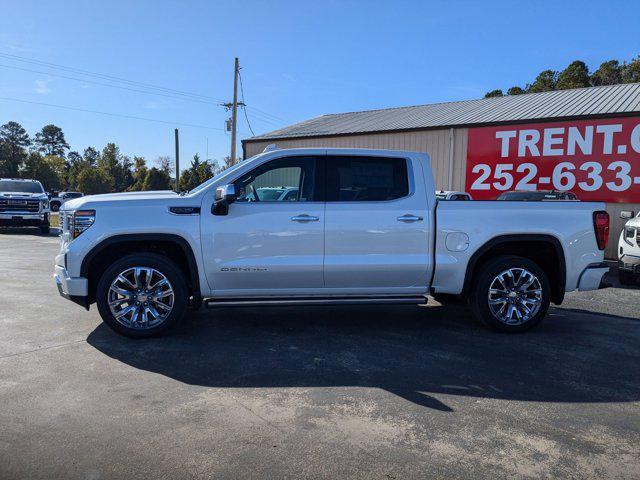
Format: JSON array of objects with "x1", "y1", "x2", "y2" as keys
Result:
[
  {"x1": 618, "y1": 254, "x2": 640, "y2": 273},
  {"x1": 0, "y1": 212, "x2": 49, "y2": 224},
  {"x1": 54, "y1": 264, "x2": 90, "y2": 310},
  {"x1": 577, "y1": 262, "x2": 609, "y2": 291}
]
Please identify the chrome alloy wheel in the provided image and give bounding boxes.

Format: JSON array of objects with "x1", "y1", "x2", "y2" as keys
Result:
[
  {"x1": 108, "y1": 267, "x2": 175, "y2": 329},
  {"x1": 487, "y1": 268, "x2": 542, "y2": 325}
]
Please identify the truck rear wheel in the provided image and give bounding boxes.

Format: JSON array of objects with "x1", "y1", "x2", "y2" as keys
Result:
[
  {"x1": 469, "y1": 255, "x2": 550, "y2": 333},
  {"x1": 96, "y1": 253, "x2": 188, "y2": 338}
]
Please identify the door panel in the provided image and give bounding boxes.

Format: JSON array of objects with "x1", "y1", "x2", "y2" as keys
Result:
[
  {"x1": 202, "y1": 155, "x2": 324, "y2": 296},
  {"x1": 208, "y1": 202, "x2": 324, "y2": 293},
  {"x1": 323, "y1": 155, "x2": 431, "y2": 291}
]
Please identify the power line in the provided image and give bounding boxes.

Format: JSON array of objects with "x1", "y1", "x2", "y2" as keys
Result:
[
  {"x1": 245, "y1": 105, "x2": 287, "y2": 123},
  {"x1": 237, "y1": 70, "x2": 256, "y2": 136},
  {"x1": 0, "y1": 50, "x2": 288, "y2": 130},
  {"x1": 241, "y1": 107, "x2": 255, "y2": 136},
  {"x1": 0, "y1": 51, "x2": 289, "y2": 124},
  {"x1": 0, "y1": 63, "x2": 221, "y2": 106},
  {"x1": 0, "y1": 51, "x2": 287, "y2": 124},
  {"x1": 243, "y1": 108, "x2": 282, "y2": 126},
  {"x1": 0, "y1": 51, "x2": 225, "y2": 103},
  {"x1": 0, "y1": 96, "x2": 223, "y2": 131}
]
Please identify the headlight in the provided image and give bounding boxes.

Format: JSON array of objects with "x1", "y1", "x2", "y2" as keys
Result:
[
  {"x1": 71, "y1": 210, "x2": 95, "y2": 238},
  {"x1": 42, "y1": 199, "x2": 49, "y2": 209}
]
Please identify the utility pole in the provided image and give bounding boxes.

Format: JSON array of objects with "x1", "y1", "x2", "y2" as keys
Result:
[
  {"x1": 221, "y1": 58, "x2": 244, "y2": 165},
  {"x1": 230, "y1": 57, "x2": 239, "y2": 163},
  {"x1": 174, "y1": 128, "x2": 180, "y2": 191}
]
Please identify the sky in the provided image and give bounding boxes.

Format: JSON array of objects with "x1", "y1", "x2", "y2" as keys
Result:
[{"x1": 0, "y1": 0, "x2": 639, "y2": 168}]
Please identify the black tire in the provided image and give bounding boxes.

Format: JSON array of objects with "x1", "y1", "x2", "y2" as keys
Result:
[
  {"x1": 96, "y1": 253, "x2": 188, "y2": 338},
  {"x1": 39, "y1": 225, "x2": 50, "y2": 234},
  {"x1": 469, "y1": 255, "x2": 550, "y2": 333},
  {"x1": 50, "y1": 202, "x2": 60, "y2": 212},
  {"x1": 618, "y1": 269, "x2": 639, "y2": 286}
]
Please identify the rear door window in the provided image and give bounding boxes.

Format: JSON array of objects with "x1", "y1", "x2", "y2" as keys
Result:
[{"x1": 325, "y1": 156, "x2": 409, "y2": 202}]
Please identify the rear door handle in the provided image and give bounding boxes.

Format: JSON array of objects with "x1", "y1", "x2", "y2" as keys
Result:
[
  {"x1": 397, "y1": 214, "x2": 423, "y2": 223},
  {"x1": 291, "y1": 214, "x2": 319, "y2": 222}
]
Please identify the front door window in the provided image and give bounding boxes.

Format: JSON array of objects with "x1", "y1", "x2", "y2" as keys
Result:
[{"x1": 234, "y1": 156, "x2": 317, "y2": 202}]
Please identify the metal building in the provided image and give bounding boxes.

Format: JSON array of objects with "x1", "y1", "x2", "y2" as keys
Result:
[{"x1": 243, "y1": 83, "x2": 640, "y2": 258}]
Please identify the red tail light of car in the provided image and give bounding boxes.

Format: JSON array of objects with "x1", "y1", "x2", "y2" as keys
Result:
[{"x1": 593, "y1": 211, "x2": 609, "y2": 251}]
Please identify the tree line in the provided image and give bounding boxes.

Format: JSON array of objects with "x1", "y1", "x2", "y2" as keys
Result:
[
  {"x1": 485, "y1": 55, "x2": 640, "y2": 98},
  {"x1": 0, "y1": 121, "x2": 237, "y2": 194}
]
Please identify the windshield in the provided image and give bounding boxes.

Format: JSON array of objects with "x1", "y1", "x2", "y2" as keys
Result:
[
  {"x1": 188, "y1": 159, "x2": 249, "y2": 195},
  {"x1": 435, "y1": 193, "x2": 447, "y2": 200},
  {"x1": 0, "y1": 180, "x2": 44, "y2": 194}
]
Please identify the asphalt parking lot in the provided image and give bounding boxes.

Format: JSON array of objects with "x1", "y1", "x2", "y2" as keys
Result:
[{"x1": 1, "y1": 229, "x2": 639, "y2": 479}]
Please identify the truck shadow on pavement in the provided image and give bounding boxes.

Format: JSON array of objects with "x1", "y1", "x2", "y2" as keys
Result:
[{"x1": 86, "y1": 303, "x2": 640, "y2": 412}]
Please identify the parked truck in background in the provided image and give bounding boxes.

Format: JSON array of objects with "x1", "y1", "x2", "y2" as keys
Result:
[
  {"x1": 54, "y1": 148, "x2": 610, "y2": 337},
  {"x1": 50, "y1": 191, "x2": 84, "y2": 212},
  {"x1": 435, "y1": 190, "x2": 472, "y2": 201},
  {"x1": 618, "y1": 209, "x2": 640, "y2": 285},
  {"x1": 0, "y1": 178, "x2": 51, "y2": 234}
]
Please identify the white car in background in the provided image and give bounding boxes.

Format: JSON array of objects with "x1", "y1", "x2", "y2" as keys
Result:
[
  {"x1": 618, "y1": 210, "x2": 640, "y2": 285},
  {"x1": 50, "y1": 191, "x2": 84, "y2": 212},
  {"x1": 435, "y1": 190, "x2": 472, "y2": 201}
]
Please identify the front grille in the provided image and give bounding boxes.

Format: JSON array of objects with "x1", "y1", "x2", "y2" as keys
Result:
[{"x1": 0, "y1": 199, "x2": 40, "y2": 213}]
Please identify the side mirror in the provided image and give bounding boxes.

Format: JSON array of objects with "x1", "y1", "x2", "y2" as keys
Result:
[
  {"x1": 212, "y1": 184, "x2": 236, "y2": 216},
  {"x1": 620, "y1": 210, "x2": 635, "y2": 220}
]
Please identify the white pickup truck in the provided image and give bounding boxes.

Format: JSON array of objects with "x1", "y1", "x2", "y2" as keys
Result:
[
  {"x1": 618, "y1": 210, "x2": 640, "y2": 285},
  {"x1": 54, "y1": 148, "x2": 610, "y2": 337},
  {"x1": 1, "y1": 178, "x2": 51, "y2": 234}
]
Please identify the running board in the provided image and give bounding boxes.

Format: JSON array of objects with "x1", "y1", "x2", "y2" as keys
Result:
[{"x1": 204, "y1": 295, "x2": 428, "y2": 308}]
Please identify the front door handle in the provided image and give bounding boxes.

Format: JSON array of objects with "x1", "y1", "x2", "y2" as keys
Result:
[
  {"x1": 397, "y1": 214, "x2": 423, "y2": 223},
  {"x1": 291, "y1": 214, "x2": 319, "y2": 222}
]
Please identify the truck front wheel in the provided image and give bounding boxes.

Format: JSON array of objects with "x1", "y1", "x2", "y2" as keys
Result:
[
  {"x1": 96, "y1": 253, "x2": 188, "y2": 338},
  {"x1": 469, "y1": 255, "x2": 550, "y2": 333}
]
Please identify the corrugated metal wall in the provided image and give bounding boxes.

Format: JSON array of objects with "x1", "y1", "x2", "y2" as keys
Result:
[
  {"x1": 244, "y1": 129, "x2": 636, "y2": 259},
  {"x1": 244, "y1": 128, "x2": 469, "y2": 191},
  {"x1": 251, "y1": 167, "x2": 300, "y2": 189}
]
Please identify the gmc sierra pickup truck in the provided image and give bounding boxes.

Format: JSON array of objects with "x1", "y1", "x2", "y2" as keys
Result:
[
  {"x1": 54, "y1": 148, "x2": 610, "y2": 337},
  {"x1": 1, "y1": 178, "x2": 50, "y2": 234},
  {"x1": 618, "y1": 210, "x2": 640, "y2": 285}
]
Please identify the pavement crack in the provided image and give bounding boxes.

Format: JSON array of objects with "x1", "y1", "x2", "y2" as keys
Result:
[
  {"x1": 0, "y1": 339, "x2": 87, "y2": 360},
  {"x1": 231, "y1": 397, "x2": 288, "y2": 434}
]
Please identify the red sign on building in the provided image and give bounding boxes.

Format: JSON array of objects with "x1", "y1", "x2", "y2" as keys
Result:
[{"x1": 465, "y1": 117, "x2": 640, "y2": 202}]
